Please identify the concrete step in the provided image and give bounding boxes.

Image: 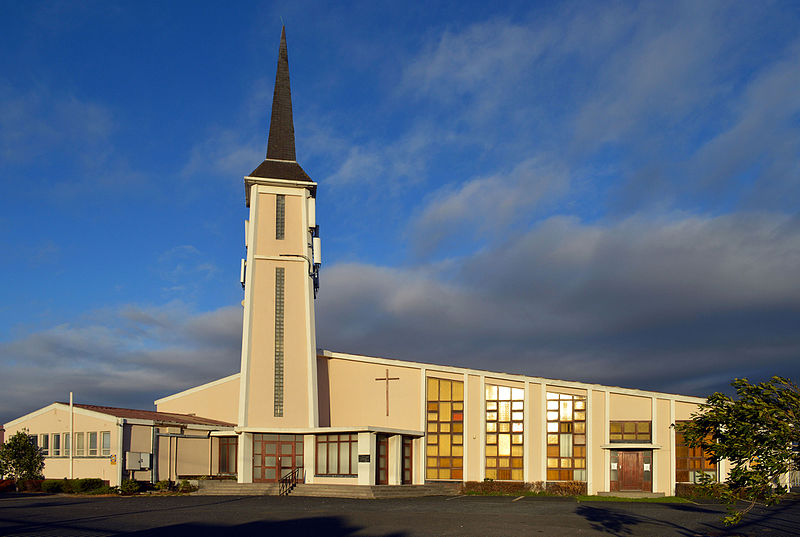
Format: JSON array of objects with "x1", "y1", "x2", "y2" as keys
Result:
[
  {"x1": 195, "y1": 481, "x2": 279, "y2": 496},
  {"x1": 597, "y1": 491, "x2": 666, "y2": 498}
]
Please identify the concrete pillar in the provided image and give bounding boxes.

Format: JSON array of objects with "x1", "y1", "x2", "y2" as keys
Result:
[
  {"x1": 357, "y1": 432, "x2": 376, "y2": 485},
  {"x1": 238, "y1": 432, "x2": 253, "y2": 483},
  {"x1": 303, "y1": 434, "x2": 315, "y2": 483},
  {"x1": 388, "y1": 435, "x2": 402, "y2": 485}
]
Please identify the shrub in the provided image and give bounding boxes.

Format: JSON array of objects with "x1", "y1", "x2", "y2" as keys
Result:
[
  {"x1": 88, "y1": 485, "x2": 119, "y2": 495},
  {"x1": 74, "y1": 478, "x2": 105, "y2": 492},
  {"x1": 545, "y1": 481, "x2": 587, "y2": 496},
  {"x1": 119, "y1": 479, "x2": 141, "y2": 495},
  {"x1": 0, "y1": 479, "x2": 15, "y2": 494},
  {"x1": 41, "y1": 480, "x2": 64, "y2": 493},
  {"x1": 177, "y1": 479, "x2": 197, "y2": 493},
  {"x1": 155, "y1": 480, "x2": 172, "y2": 492},
  {"x1": 462, "y1": 481, "x2": 546, "y2": 495},
  {"x1": 17, "y1": 479, "x2": 43, "y2": 492}
]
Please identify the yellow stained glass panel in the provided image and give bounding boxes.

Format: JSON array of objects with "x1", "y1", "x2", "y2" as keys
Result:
[
  {"x1": 511, "y1": 445, "x2": 523, "y2": 457},
  {"x1": 511, "y1": 469, "x2": 523, "y2": 481},
  {"x1": 452, "y1": 445, "x2": 463, "y2": 456},
  {"x1": 426, "y1": 445, "x2": 438, "y2": 456},
  {"x1": 574, "y1": 422, "x2": 585, "y2": 434},
  {"x1": 453, "y1": 381, "x2": 464, "y2": 401},
  {"x1": 560, "y1": 400, "x2": 573, "y2": 421},
  {"x1": 427, "y1": 468, "x2": 437, "y2": 479},
  {"x1": 512, "y1": 458, "x2": 523, "y2": 468},
  {"x1": 440, "y1": 380, "x2": 451, "y2": 401},
  {"x1": 499, "y1": 457, "x2": 510, "y2": 467},
  {"x1": 547, "y1": 458, "x2": 559, "y2": 468},
  {"x1": 439, "y1": 469, "x2": 450, "y2": 479},
  {"x1": 427, "y1": 378, "x2": 438, "y2": 401},
  {"x1": 485, "y1": 469, "x2": 497, "y2": 479},
  {"x1": 486, "y1": 458, "x2": 496, "y2": 467},
  {"x1": 512, "y1": 434, "x2": 523, "y2": 444},
  {"x1": 486, "y1": 445, "x2": 497, "y2": 456},
  {"x1": 440, "y1": 435, "x2": 451, "y2": 456},
  {"x1": 453, "y1": 423, "x2": 463, "y2": 433},
  {"x1": 547, "y1": 434, "x2": 558, "y2": 444},
  {"x1": 499, "y1": 402, "x2": 511, "y2": 421},
  {"x1": 498, "y1": 434, "x2": 511, "y2": 456},
  {"x1": 499, "y1": 423, "x2": 510, "y2": 432},
  {"x1": 486, "y1": 385, "x2": 498, "y2": 399},
  {"x1": 453, "y1": 435, "x2": 463, "y2": 445},
  {"x1": 440, "y1": 423, "x2": 450, "y2": 433},
  {"x1": 486, "y1": 434, "x2": 497, "y2": 445},
  {"x1": 561, "y1": 458, "x2": 572, "y2": 468},
  {"x1": 486, "y1": 422, "x2": 497, "y2": 432},
  {"x1": 440, "y1": 402, "x2": 451, "y2": 421},
  {"x1": 428, "y1": 435, "x2": 437, "y2": 444}
]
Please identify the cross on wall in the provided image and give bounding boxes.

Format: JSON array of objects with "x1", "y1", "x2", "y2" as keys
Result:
[{"x1": 375, "y1": 368, "x2": 400, "y2": 416}]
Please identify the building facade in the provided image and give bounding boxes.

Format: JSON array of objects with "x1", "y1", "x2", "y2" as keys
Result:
[{"x1": 3, "y1": 28, "x2": 717, "y2": 495}]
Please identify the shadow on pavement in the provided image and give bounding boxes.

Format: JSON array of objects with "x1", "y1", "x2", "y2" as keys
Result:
[{"x1": 119, "y1": 516, "x2": 408, "y2": 537}]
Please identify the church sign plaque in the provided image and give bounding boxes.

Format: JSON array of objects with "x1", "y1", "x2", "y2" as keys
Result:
[{"x1": 358, "y1": 454, "x2": 370, "y2": 463}]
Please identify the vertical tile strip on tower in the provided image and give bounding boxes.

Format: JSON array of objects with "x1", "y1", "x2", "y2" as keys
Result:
[{"x1": 274, "y1": 267, "x2": 285, "y2": 416}]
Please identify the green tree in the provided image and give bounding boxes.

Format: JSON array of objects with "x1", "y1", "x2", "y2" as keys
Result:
[
  {"x1": 0, "y1": 431, "x2": 45, "y2": 489},
  {"x1": 677, "y1": 376, "x2": 800, "y2": 525}
]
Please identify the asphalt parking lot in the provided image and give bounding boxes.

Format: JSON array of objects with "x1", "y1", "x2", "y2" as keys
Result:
[{"x1": 1, "y1": 493, "x2": 798, "y2": 536}]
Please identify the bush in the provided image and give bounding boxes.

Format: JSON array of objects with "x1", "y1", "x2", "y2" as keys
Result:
[
  {"x1": 0, "y1": 479, "x2": 15, "y2": 494},
  {"x1": 119, "y1": 479, "x2": 141, "y2": 495},
  {"x1": 462, "y1": 481, "x2": 546, "y2": 495},
  {"x1": 88, "y1": 485, "x2": 119, "y2": 495},
  {"x1": 17, "y1": 479, "x2": 43, "y2": 492},
  {"x1": 73, "y1": 478, "x2": 105, "y2": 492},
  {"x1": 545, "y1": 481, "x2": 587, "y2": 496},
  {"x1": 41, "y1": 480, "x2": 64, "y2": 493},
  {"x1": 155, "y1": 480, "x2": 172, "y2": 492},
  {"x1": 177, "y1": 479, "x2": 197, "y2": 493}
]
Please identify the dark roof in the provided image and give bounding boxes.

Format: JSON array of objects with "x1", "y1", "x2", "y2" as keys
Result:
[
  {"x1": 57, "y1": 402, "x2": 235, "y2": 427},
  {"x1": 267, "y1": 26, "x2": 297, "y2": 162},
  {"x1": 248, "y1": 27, "x2": 313, "y2": 184},
  {"x1": 249, "y1": 159, "x2": 312, "y2": 182}
]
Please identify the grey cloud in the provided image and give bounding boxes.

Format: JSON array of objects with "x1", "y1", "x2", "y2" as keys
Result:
[
  {"x1": 0, "y1": 303, "x2": 241, "y2": 424},
  {"x1": 317, "y1": 212, "x2": 800, "y2": 397}
]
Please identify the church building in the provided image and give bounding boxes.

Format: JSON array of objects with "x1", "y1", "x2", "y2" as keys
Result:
[{"x1": 3, "y1": 29, "x2": 717, "y2": 496}]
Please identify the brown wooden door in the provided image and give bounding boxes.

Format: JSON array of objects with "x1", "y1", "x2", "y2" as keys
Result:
[
  {"x1": 376, "y1": 435, "x2": 389, "y2": 485},
  {"x1": 619, "y1": 451, "x2": 643, "y2": 491},
  {"x1": 253, "y1": 434, "x2": 304, "y2": 483},
  {"x1": 402, "y1": 436, "x2": 413, "y2": 484}
]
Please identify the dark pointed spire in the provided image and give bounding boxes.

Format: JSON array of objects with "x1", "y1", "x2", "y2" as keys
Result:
[
  {"x1": 247, "y1": 27, "x2": 313, "y2": 192},
  {"x1": 266, "y1": 26, "x2": 296, "y2": 161}
]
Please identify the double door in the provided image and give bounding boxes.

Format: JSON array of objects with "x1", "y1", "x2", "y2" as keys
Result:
[{"x1": 253, "y1": 434, "x2": 304, "y2": 483}]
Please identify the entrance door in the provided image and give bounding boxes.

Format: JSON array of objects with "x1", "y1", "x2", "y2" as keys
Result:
[
  {"x1": 253, "y1": 434, "x2": 304, "y2": 483},
  {"x1": 402, "y1": 436, "x2": 413, "y2": 484},
  {"x1": 619, "y1": 451, "x2": 643, "y2": 491},
  {"x1": 376, "y1": 435, "x2": 389, "y2": 485}
]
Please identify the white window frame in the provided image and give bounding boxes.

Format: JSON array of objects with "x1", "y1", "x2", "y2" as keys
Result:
[{"x1": 101, "y1": 431, "x2": 111, "y2": 456}]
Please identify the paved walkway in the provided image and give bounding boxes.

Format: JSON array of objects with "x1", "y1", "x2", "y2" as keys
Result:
[{"x1": 0, "y1": 493, "x2": 798, "y2": 536}]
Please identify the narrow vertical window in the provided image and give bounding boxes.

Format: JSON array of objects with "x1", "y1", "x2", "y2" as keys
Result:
[
  {"x1": 274, "y1": 267, "x2": 285, "y2": 417},
  {"x1": 485, "y1": 385, "x2": 524, "y2": 481},
  {"x1": 40, "y1": 434, "x2": 49, "y2": 456},
  {"x1": 75, "y1": 432, "x2": 85, "y2": 456},
  {"x1": 546, "y1": 392, "x2": 587, "y2": 482},
  {"x1": 425, "y1": 378, "x2": 464, "y2": 480},
  {"x1": 52, "y1": 433, "x2": 61, "y2": 456},
  {"x1": 64, "y1": 433, "x2": 70, "y2": 456},
  {"x1": 101, "y1": 431, "x2": 111, "y2": 456},
  {"x1": 275, "y1": 194, "x2": 285, "y2": 240},
  {"x1": 88, "y1": 432, "x2": 98, "y2": 456}
]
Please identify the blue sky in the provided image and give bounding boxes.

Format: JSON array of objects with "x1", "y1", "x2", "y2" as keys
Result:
[{"x1": 2, "y1": 1, "x2": 799, "y2": 423}]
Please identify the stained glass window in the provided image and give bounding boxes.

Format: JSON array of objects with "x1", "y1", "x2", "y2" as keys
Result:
[
  {"x1": 486, "y1": 384, "x2": 524, "y2": 481},
  {"x1": 426, "y1": 378, "x2": 464, "y2": 480},
  {"x1": 675, "y1": 423, "x2": 716, "y2": 483},
  {"x1": 546, "y1": 392, "x2": 586, "y2": 481}
]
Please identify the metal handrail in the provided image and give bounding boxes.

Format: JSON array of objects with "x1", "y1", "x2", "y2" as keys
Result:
[{"x1": 279, "y1": 467, "x2": 302, "y2": 496}]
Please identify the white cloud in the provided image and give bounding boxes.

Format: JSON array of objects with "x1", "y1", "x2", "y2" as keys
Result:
[
  {"x1": 411, "y1": 156, "x2": 569, "y2": 254},
  {"x1": 0, "y1": 302, "x2": 241, "y2": 424}
]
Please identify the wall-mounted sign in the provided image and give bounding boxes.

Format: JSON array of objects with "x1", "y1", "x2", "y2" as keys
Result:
[
  {"x1": 644, "y1": 463, "x2": 651, "y2": 471},
  {"x1": 610, "y1": 462, "x2": 617, "y2": 470},
  {"x1": 110, "y1": 454, "x2": 117, "y2": 465},
  {"x1": 358, "y1": 454, "x2": 370, "y2": 463}
]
